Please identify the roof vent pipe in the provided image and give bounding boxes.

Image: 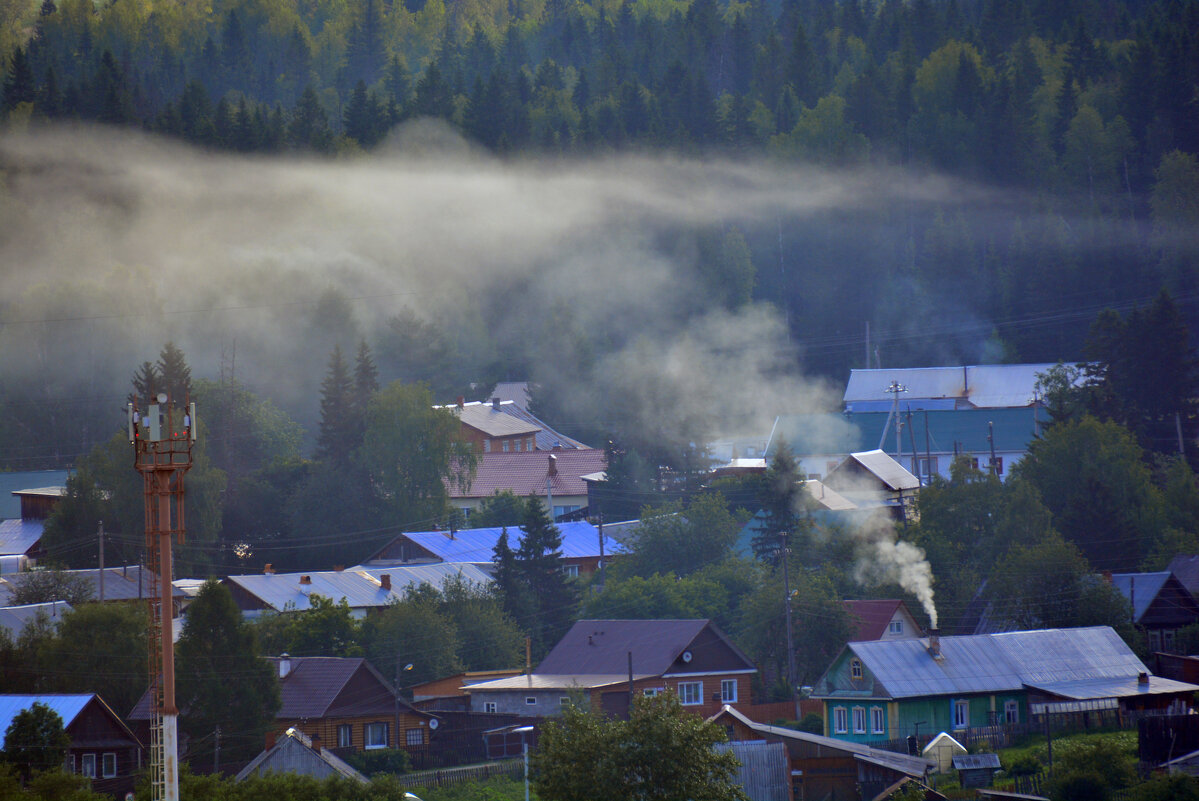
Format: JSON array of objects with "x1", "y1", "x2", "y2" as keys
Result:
[
  {"x1": 927, "y1": 629, "x2": 941, "y2": 658},
  {"x1": 279, "y1": 654, "x2": 292, "y2": 678},
  {"x1": 492, "y1": 396, "x2": 501, "y2": 410}
]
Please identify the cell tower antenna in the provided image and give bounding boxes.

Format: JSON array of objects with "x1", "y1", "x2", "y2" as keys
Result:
[{"x1": 129, "y1": 394, "x2": 196, "y2": 801}]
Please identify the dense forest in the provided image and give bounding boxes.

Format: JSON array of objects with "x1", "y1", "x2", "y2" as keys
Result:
[{"x1": 0, "y1": 0, "x2": 1196, "y2": 472}]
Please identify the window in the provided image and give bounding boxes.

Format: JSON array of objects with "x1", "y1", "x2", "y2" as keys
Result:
[
  {"x1": 917, "y1": 457, "x2": 938, "y2": 478},
  {"x1": 337, "y1": 724, "x2": 352, "y2": 748},
  {"x1": 1005, "y1": 700, "x2": 1019, "y2": 724},
  {"x1": 560, "y1": 696, "x2": 571, "y2": 706},
  {"x1": 721, "y1": 679, "x2": 738, "y2": 703},
  {"x1": 1164, "y1": 629, "x2": 1177, "y2": 651},
  {"x1": 526, "y1": 438, "x2": 534, "y2": 451},
  {"x1": 526, "y1": 697, "x2": 537, "y2": 705},
  {"x1": 833, "y1": 707, "x2": 848, "y2": 734},
  {"x1": 483, "y1": 701, "x2": 497, "y2": 713},
  {"x1": 69, "y1": 754, "x2": 75, "y2": 774},
  {"x1": 365, "y1": 722, "x2": 389, "y2": 749},
  {"x1": 678, "y1": 681, "x2": 702, "y2": 705},
  {"x1": 953, "y1": 700, "x2": 969, "y2": 729},
  {"x1": 850, "y1": 659, "x2": 863, "y2": 679},
  {"x1": 102, "y1": 753, "x2": 117, "y2": 778},
  {"x1": 502, "y1": 440, "x2": 510, "y2": 452},
  {"x1": 871, "y1": 707, "x2": 885, "y2": 734},
  {"x1": 852, "y1": 707, "x2": 866, "y2": 734},
  {"x1": 516, "y1": 439, "x2": 523, "y2": 451},
  {"x1": 990, "y1": 456, "x2": 1004, "y2": 475},
  {"x1": 643, "y1": 688, "x2": 662, "y2": 697},
  {"x1": 406, "y1": 728, "x2": 424, "y2": 746},
  {"x1": 81, "y1": 754, "x2": 96, "y2": 778},
  {"x1": 483, "y1": 440, "x2": 490, "y2": 453},
  {"x1": 562, "y1": 564, "x2": 579, "y2": 577},
  {"x1": 889, "y1": 620, "x2": 904, "y2": 635}
]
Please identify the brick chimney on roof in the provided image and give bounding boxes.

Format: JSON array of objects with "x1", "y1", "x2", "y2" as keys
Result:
[
  {"x1": 548, "y1": 454, "x2": 558, "y2": 476},
  {"x1": 457, "y1": 396, "x2": 465, "y2": 408},
  {"x1": 492, "y1": 396, "x2": 501, "y2": 410},
  {"x1": 264, "y1": 563, "x2": 274, "y2": 574},
  {"x1": 299, "y1": 575, "x2": 311, "y2": 584},
  {"x1": 380, "y1": 574, "x2": 391, "y2": 591}
]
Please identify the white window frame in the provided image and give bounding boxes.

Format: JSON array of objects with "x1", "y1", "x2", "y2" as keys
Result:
[
  {"x1": 850, "y1": 659, "x2": 863, "y2": 679},
  {"x1": 526, "y1": 697, "x2": 538, "y2": 705},
  {"x1": 678, "y1": 681, "x2": 703, "y2": 705},
  {"x1": 953, "y1": 700, "x2": 969, "y2": 729},
  {"x1": 502, "y1": 440, "x2": 510, "y2": 452},
  {"x1": 720, "y1": 679, "x2": 738, "y2": 703},
  {"x1": 406, "y1": 728, "x2": 423, "y2": 746},
  {"x1": 889, "y1": 620, "x2": 903, "y2": 634},
  {"x1": 81, "y1": 753, "x2": 96, "y2": 778},
  {"x1": 102, "y1": 752, "x2": 117, "y2": 778},
  {"x1": 871, "y1": 707, "x2": 885, "y2": 734},
  {"x1": 337, "y1": 724, "x2": 352, "y2": 748},
  {"x1": 562, "y1": 564, "x2": 579, "y2": 577},
  {"x1": 483, "y1": 701, "x2": 497, "y2": 713},
  {"x1": 852, "y1": 707, "x2": 866, "y2": 734},
  {"x1": 69, "y1": 753, "x2": 75, "y2": 773},
  {"x1": 643, "y1": 687, "x2": 662, "y2": 697},
  {"x1": 1004, "y1": 700, "x2": 1019, "y2": 724},
  {"x1": 833, "y1": 707, "x2": 848, "y2": 734},
  {"x1": 365, "y1": 722, "x2": 389, "y2": 750}
]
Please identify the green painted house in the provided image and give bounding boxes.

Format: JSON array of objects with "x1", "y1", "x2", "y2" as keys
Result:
[{"x1": 811, "y1": 626, "x2": 1199, "y2": 743}]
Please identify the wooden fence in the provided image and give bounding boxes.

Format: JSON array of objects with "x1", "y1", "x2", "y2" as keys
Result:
[{"x1": 397, "y1": 758, "x2": 524, "y2": 790}]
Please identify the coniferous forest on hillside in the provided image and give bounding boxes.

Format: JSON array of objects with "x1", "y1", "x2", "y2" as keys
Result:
[{"x1": 0, "y1": 0, "x2": 1196, "y2": 474}]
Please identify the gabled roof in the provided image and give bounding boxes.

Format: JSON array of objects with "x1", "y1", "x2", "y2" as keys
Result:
[
  {"x1": 844, "y1": 600, "x2": 921, "y2": 641},
  {"x1": 814, "y1": 626, "x2": 1159, "y2": 700},
  {"x1": 452, "y1": 450, "x2": 608, "y2": 500},
  {"x1": 0, "y1": 601, "x2": 71, "y2": 637},
  {"x1": 1167, "y1": 555, "x2": 1199, "y2": 598},
  {"x1": 369, "y1": 522, "x2": 623, "y2": 564},
  {"x1": 266, "y1": 656, "x2": 430, "y2": 721},
  {"x1": 827, "y1": 450, "x2": 920, "y2": 492},
  {"x1": 1109, "y1": 572, "x2": 1195, "y2": 623},
  {"x1": 0, "y1": 694, "x2": 138, "y2": 745},
  {"x1": 535, "y1": 619, "x2": 754, "y2": 676},
  {"x1": 0, "y1": 565, "x2": 186, "y2": 604},
  {"x1": 441, "y1": 402, "x2": 542, "y2": 438},
  {"x1": 843, "y1": 364, "x2": 1063, "y2": 410},
  {"x1": 224, "y1": 563, "x2": 494, "y2": 613},
  {"x1": 709, "y1": 705, "x2": 933, "y2": 778},
  {"x1": 0, "y1": 519, "x2": 43, "y2": 557},
  {"x1": 236, "y1": 727, "x2": 367, "y2": 783},
  {"x1": 500, "y1": 404, "x2": 590, "y2": 450}
]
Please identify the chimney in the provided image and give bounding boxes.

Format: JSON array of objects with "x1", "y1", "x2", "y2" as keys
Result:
[
  {"x1": 548, "y1": 454, "x2": 558, "y2": 476},
  {"x1": 492, "y1": 396, "x2": 501, "y2": 410},
  {"x1": 457, "y1": 396, "x2": 465, "y2": 408},
  {"x1": 279, "y1": 654, "x2": 292, "y2": 678},
  {"x1": 1138, "y1": 672, "x2": 1150, "y2": 686},
  {"x1": 263, "y1": 563, "x2": 274, "y2": 574},
  {"x1": 927, "y1": 629, "x2": 941, "y2": 658},
  {"x1": 311, "y1": 732, "x2": 322, "y2": 754},
  {"x1": 380, "y1": 574, "x2": 391, "y2": 591},
  {"x1": 299, "y1": 575, "x2": 311, "y2": 584}
]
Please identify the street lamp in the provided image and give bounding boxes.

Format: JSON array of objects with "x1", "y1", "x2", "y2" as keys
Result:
[{"x1": 513, "y1": 725, "x2": 535, "y2": 801}]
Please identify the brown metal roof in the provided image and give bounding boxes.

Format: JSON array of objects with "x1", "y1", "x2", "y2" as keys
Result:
[{"x1": 535, "y1": 619, "x2": 755, "y2": 676}]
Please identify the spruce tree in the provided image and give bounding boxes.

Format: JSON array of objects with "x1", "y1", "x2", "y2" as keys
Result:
[
  {"x1": 156, "y1": 342, "x2": 192, "y2": 402},
  {"x1": 517, "y1": 496, "x2": 577, "y2": 655},
  {"x1": 316, "y1": 345, "x2": 356, "y2": 465}
]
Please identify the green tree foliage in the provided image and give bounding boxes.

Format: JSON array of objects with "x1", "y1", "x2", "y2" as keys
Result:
[
  {"x1": 2, "y1": 702, "x2": 70, "y2": 781},
  {"x1": 469, "y1": 490, "x2": 526, "y2": 528},
  {"x1": 176, "y1": 580, "x2": 281, "y2": 765},
  {"x1": 363, "y1": 593, "x2": 462, "y2": 688},
  {"x1": 513, "y1": 497, "x2": 578, "y2": 655},
  {"x1": 752, "y1": 442, "x2": 807, "y2": 563},
  {"x1": 39, "y1": 603, "x2": 147, "y2": 717},
  {"x1": 615, "y1": 492, "x2": 744, "y2": 579},
  {"x1": 253, "y1": 594, "x2": 363, "y2": 658},
  {"x1": 533, "y1": 692, "x2": 746, "y2": 801},
  {"x1": 437, "y1": 575, "x2": 525, "y2": 671},
  {"x1": 5, "y1": 568, "x2": 93, "y2": 606}
]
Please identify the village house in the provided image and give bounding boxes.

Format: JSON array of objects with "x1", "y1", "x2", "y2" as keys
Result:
[
  {"x1": 0, "y1": 475, "x2": 70, "y2": 572},
  {"x1": 811, "y1": 626, "x2": 1199, "y2": 744},
  {"x1": 466, "y1": 619, "x2": 757, "y2": 719},
  {"x1": 365, "y1": 520, "x2": 621, "y2": 578},
  {"x1": 0, "y1": 565, "x2": 188, "y2": 612},
  {"x1": 0, "y1": 694, "x2": 142, "y2": 796},
  {"x1": 843, "y1": 599, "x2": 924, "y2": 642},
  {"x1": 1108, "y1": 571, "x2": 1199, "y2": 653},
  {"x1": 450, "y1": 449, "x2": 608, "y2": 522}
]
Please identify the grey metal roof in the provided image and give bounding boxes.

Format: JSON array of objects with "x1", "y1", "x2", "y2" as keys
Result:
[
  {"x1": 1024, "y1": 675, "x2": 1199, "y2": 699},
  {"x1": 844, "y1": 364, "x2": 1062, "y2": 410},
  {"x1": 0, "y1": 601, "x2": 71, "y2": 637},
  {"x1": 824, "y1": 627, "x2": 1150, "y2": 700},
  {"x1": 535, "y1": 619, "x2": 754, "y2": 676},
  {"x1": 840, "y1": 450, "x2": 921, "y2": 491},
  {"x1": 0, "y1": 565, "x2": 186, "y2": 605},
  {"x1": 224, "y1": 563, "x2": 493, "y2": 613},
  {"x1": 953, "y1": 754, "x2": 1001, "y2": 770},
  {"x1": 236, "y1": 727, "x2": 367, "y2": 783},
  {"x1": 465, "y1": 673, "x2": 649, "y2": 692},
  {"x1": 0, "y1": 471, "x2": 71, "y2": 519},
  {"x1": 1109, "y1": 572, "x2": 1173, "y2": 622},
  {"x1": 0, "y1": 519, "x2": 43, "y2": 556},
  {"x1": 441, "y1": 402, "x2": 542, "y2": 438}
]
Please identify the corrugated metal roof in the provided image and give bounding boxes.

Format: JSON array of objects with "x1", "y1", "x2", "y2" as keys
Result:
[
  {"x1": 0, "y1": 565, "x2": 186, "y2": 605},
  {"x1": 0, "y1": 694, "x2": 92, "y2": 734},
  {"x1": 536, "y1": 619, "x2": 754, "y2": 675},
  {"x1": 0, "y1": 519, "x2": 43, "y2": 556},
  {"x1": 1025, "y1": 675, "x2": 1199, "y2": 699},
  {"x1": 842, "y1": 450, "x2": 921, "y2": 491},
  {"x1": 466, "y1": 673, "x2": 648, "y2": 691},
  {"x1": 224, "y1": 563, "x2": 493, "y2": 613},
  {"x1": 1109, "y1": 572, "x2": 1173, "y2": 622},
  {"x1": 451, "y1": 449, "x2": 608, "y2": 499},
  {"x1": 0, "y1": 601, "x2": 71, "y2": 637},
  {"x1": 716, "y1": 741, "x2": 791, "y2": 801},
  {"x1": 844, "y1": 365, "x2": 1062, "y2": 409},
  {"x1": 826, "y1": 627, "x2": 1151, "y2": 700},
  {"x1": 954, "y1": 754, "x2": 1001, "y2": 770},
  {"x1": 236, "y1": 727, "x2": 367, "y2": 782},
  {"x1": 392, "y1": 521, "x2": 623, "y2": 563},
  {"x1": 440, "y1": 402, "x2": 542, "y2": 438}
]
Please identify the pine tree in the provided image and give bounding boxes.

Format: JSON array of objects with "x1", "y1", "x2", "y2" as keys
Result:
[
  {"x1": 752, "y1": 440, "x2": 806, "y2": 563},
  {"x1": 3, "y1": 47, "x2": 36, "y2": 112},
  {"x1": 316, "y1": 346, "x2": 356, "y2": 465},
  {"x1": 156, "y1": 342, "x2": 192, "y2": 402},
  {"x1": 517, "y1": 496, "x2": 577, "y2": 655}
]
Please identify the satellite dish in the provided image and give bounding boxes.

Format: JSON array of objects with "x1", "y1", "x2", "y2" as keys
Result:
[
  {"x1": 681, "y1": 650, "x2": 693, "y2": 663},
  {"x1": 429, "y1": 718, "x2": 439, "y2": 730},
  {"x1": 156, "y1": 393, "x2": 168, "y2": 404}
]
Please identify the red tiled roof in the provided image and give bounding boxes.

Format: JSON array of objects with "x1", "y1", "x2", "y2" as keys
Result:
[
  {"x1": 451, "y1": 449, "x2": 607, "y2": 499},
  {"x1": 843, "y1": 599, "x2": 907, "y2": 641}
]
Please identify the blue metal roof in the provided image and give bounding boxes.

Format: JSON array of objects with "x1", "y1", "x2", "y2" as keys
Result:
[
  {"x1": 767, "y1": 408, "x2": 1040, "y2": 459},
  {"x1": 0, "y1": 695, "x2": 93, "y2": 735},
  {"x1": 0, "y1": 519, "x2": 44, "y2": 556},
  {"x1": 224, "y1": 563, "x2": 495, "y2": 613},
  {"x1": 820, "y1": 626, "x2": 1150, "y2": 700},
  {"x1": 399, "y1": 521, "x2": 624, "y2": 563}
]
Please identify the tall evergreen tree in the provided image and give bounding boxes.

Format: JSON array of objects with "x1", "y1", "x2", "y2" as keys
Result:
[
  {"x1": 3, "y1": 47, "x2": 35, "y2": 112},
  {"x1": 316, "y1": 346, "x2": 356, "y2": 465},
  {"x1": 516, "y1": 496, "x2": 578, "y2": 655}
]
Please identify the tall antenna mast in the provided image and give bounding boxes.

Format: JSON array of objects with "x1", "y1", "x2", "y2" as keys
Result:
[{"x1": 129, "y1": 394, "x2": 196, "y2": 801}]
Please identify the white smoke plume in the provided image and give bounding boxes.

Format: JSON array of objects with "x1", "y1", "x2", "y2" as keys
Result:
[{"x1": 851, "y1": 510, "x2": 938, "y2": 629}]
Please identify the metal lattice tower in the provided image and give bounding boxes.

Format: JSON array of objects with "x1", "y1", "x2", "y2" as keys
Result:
[{"x1": 131, "y1": 396, "x2": 195, "y2": 801}]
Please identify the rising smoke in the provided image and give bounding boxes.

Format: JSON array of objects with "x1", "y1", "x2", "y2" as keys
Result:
[{"x1": 850, "y1": 510, "x2": 938, "y2": 629}]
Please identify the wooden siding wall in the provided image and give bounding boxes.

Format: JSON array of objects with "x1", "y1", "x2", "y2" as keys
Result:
[{"x1": 280, "y1": 711, "x2": 431, "y2": 751}]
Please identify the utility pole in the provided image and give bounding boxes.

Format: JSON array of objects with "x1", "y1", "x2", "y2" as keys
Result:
[
  {"x1": 780, "y1": 530, "x2": 798, "y2": 721},
  {"x1": 880, "y1": 381, "x2": 907, "y2": 453},
  {"x1": 98, "y1": 521, "x2": 105, "y2": 602},
  {"x1": 987, "y1": 421, "x2": 998, "y2": 477},
  {"x1": 130, "y1": 394, "x2": 196, "y2": 801},
  {"x1": 213, "y1": 726, "x2": 220, "y2": 774}
]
